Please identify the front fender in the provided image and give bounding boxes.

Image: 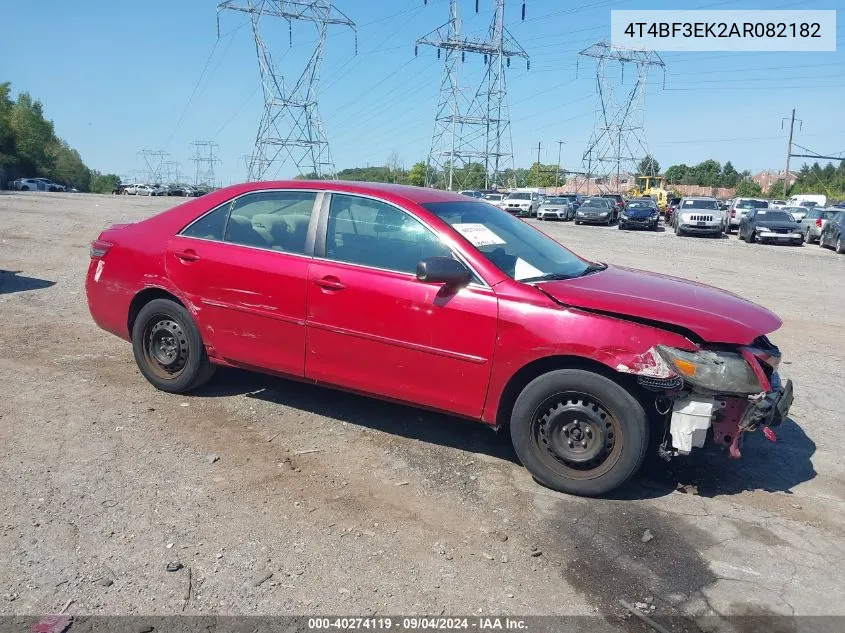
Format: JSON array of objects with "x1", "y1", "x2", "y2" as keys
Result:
[{"x1": 481, "y1": 298, "x2": 695, "y2": 424}]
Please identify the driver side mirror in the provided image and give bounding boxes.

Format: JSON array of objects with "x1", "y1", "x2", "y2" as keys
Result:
[{"x1": 416, "y1": 257, "x2": 472, "y2": 287}]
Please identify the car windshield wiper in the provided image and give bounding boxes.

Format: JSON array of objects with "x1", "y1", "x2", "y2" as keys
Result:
[
  {"x1": 580, "y1": 262, "x2": 607, "y2": 275},
  {"x1": 520, "y1": 272, "x2": 579, "y2": 283}
]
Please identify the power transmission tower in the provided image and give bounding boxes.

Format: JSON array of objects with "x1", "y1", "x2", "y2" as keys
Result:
[
  {"x1": 417, "y1": 0, "x2": 528, "y2": 191},
  {"x1": 578, "y1": 41, "x2": 665, "y2": 194},
  {"x1": 191, "y1": 141, "x2": 222, "y2": 187},
  {"x1": 162, "y1": 160, "x2": 182, "y2": 183},
  {"x1": 137, "y1": 150, "x2": 169, "y2": 184},
  {"x1": 217, "y1": 1, "x2": 356, "y2": 181}
]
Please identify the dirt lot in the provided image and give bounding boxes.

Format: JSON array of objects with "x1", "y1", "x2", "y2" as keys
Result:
[{"x1": 1, "y1": 191, "x2": 844, "y2": 624}]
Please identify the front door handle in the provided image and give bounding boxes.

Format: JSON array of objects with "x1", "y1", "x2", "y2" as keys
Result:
[
  {"x1": 314, "y1": 276, "x2": 346, "y2": 291},
  {"x1": 175, "y1": 249, "x2": 200, "y2": 262}
]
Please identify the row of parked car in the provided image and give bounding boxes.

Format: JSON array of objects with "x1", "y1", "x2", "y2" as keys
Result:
[
  {"x1": 462, "y1": 188, "x2": 845, "y2": 254},
  {"x1": 113, "y1": 183, "x2": 210, "y2": 197}
]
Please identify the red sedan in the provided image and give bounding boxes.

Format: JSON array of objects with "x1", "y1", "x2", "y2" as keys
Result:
[{"x1": 86, "y1": 181, "x2": 793, "y2": 496}]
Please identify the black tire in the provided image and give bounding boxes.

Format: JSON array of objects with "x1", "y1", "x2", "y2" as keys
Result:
[
  {"x1": 837, "y1": 237, "x2": 845, "y2": 254},
  {"x1": 510, "y1": 369, "x2": 649, "y2": 496},
  {"x1": 618, "y1": 223, "x2": 625, "y2": 230},
  {"x1": 575, "y1": 220, "x2": 581, "y2": 225},
  {"x1": 747, "y1": 230, "x2": 755, "y2": 243},
  {"x1": 131, "y1": 298, "x2": 216, "y2": 393},
  {"x1": 804, "y1": 228, "x2": 813, "y2": 244},
  {"x1": 675, "y1": 222, "x2": 682, "y2": 236},
  {"x1": 20, "y1": 185, "x2": 29, "y2": 191}
]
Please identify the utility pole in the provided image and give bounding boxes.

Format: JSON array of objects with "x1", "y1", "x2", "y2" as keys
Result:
[
  {"x1": 534, "y1": 141, "x2": 541, "y2": 186},
  {"x1": 781, "y1": 108, "x2": 801, "y2": 198},
  {"x1": 556, "y1": 140, "x2": 565, "y2": 187}
]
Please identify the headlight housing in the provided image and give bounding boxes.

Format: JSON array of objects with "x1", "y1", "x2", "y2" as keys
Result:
[{"x1": 656, "y1": 346, "x2": 762, "y2": 394}]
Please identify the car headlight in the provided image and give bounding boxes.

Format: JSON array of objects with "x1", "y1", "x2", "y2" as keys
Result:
[
  {"x1": 656, "y1": 346, "x2": 762, "y2": 394},
  {"x1": 620, "y1": 213, "x2": 628, "y2": 219},
  {"x1": 600, "y1": 212, "x2": 608, "y2": 216}
]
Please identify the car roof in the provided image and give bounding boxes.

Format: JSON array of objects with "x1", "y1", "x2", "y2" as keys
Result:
[
  {"x1": 211, "y1": 180, "x2": 473, "y2": 205},
  {"x1": 681, "y1": 196, "x2": 717, "y2": 200}
]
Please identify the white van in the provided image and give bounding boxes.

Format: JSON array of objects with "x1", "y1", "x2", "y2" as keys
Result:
[{"x1": 787, "y1": 194, "x2": 827, "y2": 208}]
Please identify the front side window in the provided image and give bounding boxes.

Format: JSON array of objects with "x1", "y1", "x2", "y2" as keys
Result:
[
  {"x1": 181, "y1": 202, "x2": 231, "y2": 241},
  {"x1": 225, "y1": 191, "x2": 317, "y2": 253},
  {"x1": 423, "y1": 201, "x2": 592, "y2": 282},
  {"x1": 325, "y1": 194, "x2": 452, "y2": 274}
]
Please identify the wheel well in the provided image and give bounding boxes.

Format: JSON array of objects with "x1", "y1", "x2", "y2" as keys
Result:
[
  {"x1": 127, "y1": 288, "x2": 185, "y2": 340},
  {"x1": 495, "y1": 355, "x2": 643, "y2": 428}
]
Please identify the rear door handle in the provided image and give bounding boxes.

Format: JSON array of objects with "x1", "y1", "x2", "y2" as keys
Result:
[
  {"x1": 175, "y1": 249, "x2": 200, "y2": 262},
  {"x1": 314, "y1": 276, "x2": 346, "y2": 291}
]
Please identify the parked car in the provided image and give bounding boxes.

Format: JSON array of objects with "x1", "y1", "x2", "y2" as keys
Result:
[
  {"x1": 135, "y1": 184, "x2": 157, "y2": 197},
  {"x1": 725, "y1": 198, "x2": 768, "y2": 233},
  {"x1": 600, "y1": 194, "x2": 624, "y2": 221},
  {"x1": 483, "y1": 193, "x2": 506, "y2": 209},
  {"x1": 13, "y1": 178, "x2": 66, "y2": 192},
  {"x1": 122, "y1": 184, "x2": 140, "y2": 195},
  {"x1": 664, "y1": 197, "x2": 682, "y2": 223},
  {"x1": 459, "y1": 190, "x2": 484, "y2": 199},
  {"x1": 85, "y1": 181, "x2": 793, "y2": 497},
  {"x1": 833, "y1": 200, "x2": 845, "y2": 208},
  {"x1": 799, "y1": 207, "x2": 838, "y2": 244},
  {"x1": 674, "y1": 197, "x2": 722, "y2": 237},
  {"x1": 619, "y1": 198, "x2": 659, "y2": 231},
  {"x1": 502, "y1": 191, "x2": 539, "y2": 217},
  {"x1": 787, "y1": 194, "x2": 826, "y2": 208},
  {"x1": 738, "y1": 209, "x2": 803, "y2": 246},
  {"x1": 166, "y1": 184, "x2": 186, "y2": 197},
  {"x1": 818, "y1": 210, "x2": 845, "y2": 253},
  {"x1": 782, "y1": 205, "x2": 807, "y2": 222},
  {"x1": 574, "y1": 197, "x2": 614, "y2": 225},
  {"x1": 560, "y1": 193, "x2": 584, "y2": 209},
  {"x1": 537, "y1": 196, "x2": 575, "y2": 221},
  {"x1": 769, "y1": 200, "x2": 787, "y2": 209}
]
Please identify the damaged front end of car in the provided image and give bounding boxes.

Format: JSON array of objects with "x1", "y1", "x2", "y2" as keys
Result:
[{"x1": 625, "y1": 337, "x2": 795, "y2": 460}]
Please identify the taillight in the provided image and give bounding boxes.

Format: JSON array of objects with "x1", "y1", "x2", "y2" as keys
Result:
[
  {"x1": 90, "y1": 239, "x2": 112, "y2": 258},
  {"x1": 816, "y1": 219, "x2": 822, "y2": 227}
]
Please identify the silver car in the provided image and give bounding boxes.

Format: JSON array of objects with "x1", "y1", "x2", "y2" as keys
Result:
[
  {"x1": 537, "y1": 196, "x2": 575, "y2": 221},
  {"x1": 799, "y1": 207, "x2": 839, "y2": 244},
  {"x1": 725, "y1": 198, "x2": 768, "y2": 233},
  {"x1": 674, "y1": 197, "x2": 722, "y2": 237}
]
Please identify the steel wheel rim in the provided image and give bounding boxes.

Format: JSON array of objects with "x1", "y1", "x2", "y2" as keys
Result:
[
  {"x1": 530, "y1": 392, "x2": 623, "y2": 481},
  {"x1": 142, "y1": 314, "x2": 189, "y2": 379}
]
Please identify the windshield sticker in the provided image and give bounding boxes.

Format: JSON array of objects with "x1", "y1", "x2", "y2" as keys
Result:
[
  {"x1": 514, "y1": 258, "x2": 544, "y2": 281},
  {"x1": 453, "y1": 223, "x2": 506, "y2": 247}
]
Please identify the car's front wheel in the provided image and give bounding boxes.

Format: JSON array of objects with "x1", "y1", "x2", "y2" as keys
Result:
[
  {"x1": 131, "y1": 298, "x2": 216, "y2": 393},
  {"x1": 510, "y1": 369, "x2": 648, "y2": 496},
  {"x1": 837, "y1": 237, "x2": 845, "y2": 254}
]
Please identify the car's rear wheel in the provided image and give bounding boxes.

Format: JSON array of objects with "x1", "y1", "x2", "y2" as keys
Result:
[
  {"x1": 837, "y1": 237, "x2": 844, "y2": 254},
  {"x1": 510, "y1": 369, "x2": 648, "y2": 496},
  {"x1": 131, "y1": 298, "x2": 216, "y2": 393}
]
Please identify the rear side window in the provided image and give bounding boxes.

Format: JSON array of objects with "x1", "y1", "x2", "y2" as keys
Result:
[
  {"x1": 225, "y1": 191, "x2": 316, "y2": 253},
  {"x1": 181, "y1": 203, "x2": 230, "y2": 241},
  {"x1": 325, "y1": 194, "x2": 452, "y2": 274}
]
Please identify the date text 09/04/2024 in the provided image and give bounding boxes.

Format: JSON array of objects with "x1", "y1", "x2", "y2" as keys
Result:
[{"x1": 307, "y1": 617, "x2": 528, "y2": 630}]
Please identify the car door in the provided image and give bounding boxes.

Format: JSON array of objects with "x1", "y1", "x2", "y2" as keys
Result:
[
  {"x1": 304, "y1": 192, "x2": 498, "y2": 419},
  {"x1": 165, "y1": 189, "x2": 320, "y2": 377}
]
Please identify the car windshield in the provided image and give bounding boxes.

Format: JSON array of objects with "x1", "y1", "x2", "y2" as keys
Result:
[
  {"x1": 756, "y1": 211, "x2": 793, "y2": 222},
  {"x1": 422, "y1": 201, "x2": 594, "y2": 281},
  {"x1": 785, "y1": 207, "x2": 804, "y2": 213},
  {"x1": 484, "y1": 194, "x2": 503, "y2": 200},
  {"x1": 681, "y1": 199, "x2": 719, "y2": 210},
  {"x1": 626, "y1": 201, "x2": 654, "y2": 209},
  {"x1": 581, "y1": 198, "x2": 610, "y2": 208},
  {"x1": 543, "y1": 197, "x2": 567, "y2": 204},
  {"x1": 507, "y1": 192, "x2": 532, "y2": 200},
  {"x1": 738, "y1": 199, "x2": 768, "y2": 209}
]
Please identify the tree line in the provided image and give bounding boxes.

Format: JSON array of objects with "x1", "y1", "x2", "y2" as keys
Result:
[{"x1": 0, "y1": 82, "x2": 119, "y2": 193}]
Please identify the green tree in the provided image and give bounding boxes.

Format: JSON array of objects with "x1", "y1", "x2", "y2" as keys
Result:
[
  {"x1": 525, "y1": 162, "x2": 559, "y2": 187},
  {"x1": 90, "y1": 171, "x2": 121, "y2": 194},
  {"x1": 664, "y1": 164, "x2": 688, "y2": 185},
  {"x1": 406, "y1": 161, "x2": 427, "y2": 187},
  {"x1": 720, "y1": 161, "x2": 739, "y2": 187},
  {"x1": 637, "y1": 155, "x2": 660, "y2": 176},
  {"x1": 689, "y1": 159, "x2": 722, "y2": 187},
  {"x1": 735, "y1": 179, "x2": 762, "y2": 197}
]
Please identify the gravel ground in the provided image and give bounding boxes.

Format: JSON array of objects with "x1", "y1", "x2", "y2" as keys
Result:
[{"x1": 1, "y1": 192, "x2": 844, "y2": 625}]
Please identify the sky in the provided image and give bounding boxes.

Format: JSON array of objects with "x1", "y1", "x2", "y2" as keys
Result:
[{"x1": 1, "y1": 0, "x2": 843, "y2": 185}]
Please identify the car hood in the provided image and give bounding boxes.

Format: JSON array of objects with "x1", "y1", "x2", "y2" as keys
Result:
[
  {"x1": 755, "y1": 220, "x2": 800, "y2": 230},
  {"x1": 579, "y1": 207, "x2": 610, "y2": 214},
  {"x1": 536, "y1": 265, "x2": 781, "y2": 345}
]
